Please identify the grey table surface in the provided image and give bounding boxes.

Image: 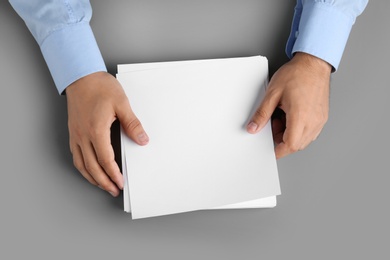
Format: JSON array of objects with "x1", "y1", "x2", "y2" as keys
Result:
[{"x1": 0, "y1": 1, "x2": 388, "y2": 259}]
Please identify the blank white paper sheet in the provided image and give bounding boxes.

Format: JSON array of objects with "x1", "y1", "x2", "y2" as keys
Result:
[{"x1": 117, "y1": 56, "x2": 281, "y2": 219}]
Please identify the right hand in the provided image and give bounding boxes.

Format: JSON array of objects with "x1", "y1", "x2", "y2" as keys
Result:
[
  {"x1": 66, "y1": 71, "x2": 149, "y2": 197},
  {"x1": 246, "y1": 52, "x2": 331, "y2": 159}
]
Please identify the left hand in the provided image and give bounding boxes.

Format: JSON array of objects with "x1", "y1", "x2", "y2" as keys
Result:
[
  {"x1": 246, "y1": 52, "x2": 332, "y2": 159},
  {"x1": 66, "y1": 72, "x2": 149, "y2": 197}
]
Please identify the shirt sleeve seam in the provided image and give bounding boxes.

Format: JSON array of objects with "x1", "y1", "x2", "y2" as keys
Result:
[
  {"x1": 63, "y1": 0, "x2": 76, "y2": 22},
  {"x1": 39, "y1": 21, "x2": 90, "y2": 46},
  {"x1": 303, "y1": 1, "x2": 355, "y2": 24}
]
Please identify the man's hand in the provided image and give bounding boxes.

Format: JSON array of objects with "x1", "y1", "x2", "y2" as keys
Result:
[
  {"x1": 66, "y1": 72, "x2": 149, "y2": 196},
  {"x1": 247, "y1": 52, "x2": 331, "y2": 159}
]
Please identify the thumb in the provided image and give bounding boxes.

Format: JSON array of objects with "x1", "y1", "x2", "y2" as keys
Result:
[
  {"x1": 247, "y1": 89, "x2": 280, "y2": 134},
  {"x1": 116, "y1": 100, "x2": 149, "y2": 146}
]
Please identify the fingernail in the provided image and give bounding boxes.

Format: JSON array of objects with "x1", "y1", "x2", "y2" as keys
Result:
[
  {"x1": 98, "y1": 185, "x2": 104, "y2": 190},
  {"x1": 137, "y1": 132, "x2": 149, "y2": 145},
  {"x1": 247, "y1": 122, "x2": 258, "y2": 133}
]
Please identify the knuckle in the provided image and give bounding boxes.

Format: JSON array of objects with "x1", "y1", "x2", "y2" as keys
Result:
[
  {"x1": 98, "y1": 156, "x2": 115, "y2": 169},
  {"x1": 254, "y1": 109, "x2": 269, "y2": 120},
  {"x1": 294, "y1": 108, "x2": 308, "y2": 121},
  {"x1": 266, "y1": 86, "x2": 280, "y2": 97},
  {"x1": 84, "y1": 161, "x2": 99, "y2": 174},
  {"x1": 69, "y1": 122, "x2": 83, "y2": 139},
  {"x1": 125, "y1": 118, "x2": 142, "y2": 133},
  {"x1": 73, "y1": 158, "x2": 84, "y2": 171},
  {"x1": 86, "y1": 178, "x2": 98, "y2": 186},
  {"x1": 309, "y1": 119, "x2": 321, "y2": 131},
  {"x1": 71, "y1": 127, "x2": 83, "y2": 140},
  {"x1": 317, "y1": 107, "x2": 329, "y2": 125},
  {"x1": 88, "y1": 126, "x2": 104, "y2": 140},
  {"x1": 313, "y1": 115, "x2": 327, "y2": 130},
  {"x1": 98, "y1": 180, "x2": 112, "y2": 191},
  {"x1": 72, "y1": 154, "x2": 84, "y2": 170},
  {"x1": 286, "y1": 142, "x2": 300, "y2": 153},
  {"x1": 116, "y1": 96, "x2": 130, "y2": 107},
  {"x1": 322, "y1": 112, "x2": 329, "y2": 124},
  {"x1": 69, "y1": 140, "x2": 78, "y2": 155}
]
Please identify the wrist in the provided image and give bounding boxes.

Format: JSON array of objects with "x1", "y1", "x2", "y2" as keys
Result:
[
  {"x1": 292, "y1": 52, "x2": 332, "y2": 75},
  {"x1": 65, "y1": 71, "x2": 108, "y2": 96}
]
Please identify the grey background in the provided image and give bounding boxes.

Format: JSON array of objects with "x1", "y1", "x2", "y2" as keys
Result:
[{"x1": 0, "y1": 0, "x2": 388, "y2": 259}]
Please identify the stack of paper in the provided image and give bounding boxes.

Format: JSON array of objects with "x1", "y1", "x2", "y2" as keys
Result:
[{"x1": 117, "y1": 56, "x2": 281, "y2": 219}]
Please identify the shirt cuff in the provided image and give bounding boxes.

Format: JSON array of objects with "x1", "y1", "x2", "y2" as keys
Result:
[
  {"x1": 288, "y1": 1, "x2": 355, "y2": 71},
  {"x1": 40, "y1": 22, "x2": 107, "y2": 94}
]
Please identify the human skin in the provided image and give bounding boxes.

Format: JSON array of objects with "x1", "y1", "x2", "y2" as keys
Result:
[
  {"x1": 66, "y1": 72, "x2": 149, "y2": 197},
  {"x1": 247, "y1": 52, "x2": 331, "y2": 158},
  {"x1": 66, "y1": 52, "x2": 331, "y2": 196}
]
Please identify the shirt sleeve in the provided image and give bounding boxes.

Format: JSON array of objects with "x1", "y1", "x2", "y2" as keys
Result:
[
  {"x1": 286, "y1": 0, "x2": 368, "y2": 71},
  {"x1": 9, "y1": 0, "x2": 107, "y2": 94}
]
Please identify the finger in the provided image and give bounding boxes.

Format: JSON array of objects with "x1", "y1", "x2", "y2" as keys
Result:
[
  {"x1": 91, "y1": 129, "x2": 124, "y2": 190},
  {"x1": 313, "y1": 128, "x2": 322, "y2": 141},
  {"x1": 116, "y1": 100, "x2": 149, "y2": 146},
  {"x1": 247, "y1": 88, "x2": 280, "y2": 134},
  {"x1": 271, "y1": 107, "x2": 286, "y2": 145},
  {"x1": 272, "y1": 118, "x2": 284, "y2": 145},
  {"x1": 80, "y1": 141, "x2": 120, "y2": 197},
  {"x1": 299, "y1": 126, "x2": 313, "y2": 151},
  {"x1": 299, "y1": 125, "x2": 324, "y2": 150},
  {"x1": 275, "y1": 111, "x2": 305, "y2": 159},
  {"x1": 71, "y1": 144, "x2": 98, "y2": 186}
]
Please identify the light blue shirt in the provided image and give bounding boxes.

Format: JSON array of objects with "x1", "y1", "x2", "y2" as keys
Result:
[
  {"x1": 9, "y1": 0, "x2": 368, "y2": 94},
  {"x1": 286, "y1": 0, "x2": 368, "y2": 71}
]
